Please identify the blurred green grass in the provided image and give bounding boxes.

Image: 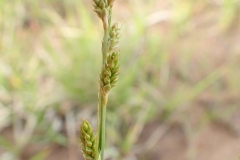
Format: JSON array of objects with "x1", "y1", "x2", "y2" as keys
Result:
[{"x1": 0, "y1": 0, "x2": 240, "y2": 160}]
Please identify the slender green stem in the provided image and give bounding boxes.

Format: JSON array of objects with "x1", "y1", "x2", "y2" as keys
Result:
[
  {"x1": 98, "y1": 94, "x2": 107, "y2": 160},
  {"x1": 102, "y1": 28, "x2": 109, "y2": 65},
  {"x1": 108, "y1": 8, "x2": 112, "y2": 27},
  {"x1": 98, "y1": 13, "x2": 112, "y2": 160}
]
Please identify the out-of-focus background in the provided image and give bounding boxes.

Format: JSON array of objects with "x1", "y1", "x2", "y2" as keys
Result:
[{"x1": 1, "y1": 0, "x2": 240, "y2": 160}]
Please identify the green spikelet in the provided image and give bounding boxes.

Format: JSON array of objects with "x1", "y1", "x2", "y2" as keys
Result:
[
  {"x1": 79, "y1": 120, "x2": 97, "y2": 160},
  {"x1": 92, "y1": 0, "x2": 109, "y2": 22},
  {"x1": 108, "y1": 23, "x2": 120, "y2": 53},
  {"x1": 100, "y1": 52, "x2": 119, "y2": 93}
]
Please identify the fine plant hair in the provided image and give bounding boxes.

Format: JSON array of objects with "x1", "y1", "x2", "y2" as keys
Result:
[{"x1": 79, "y1": 0, "x2": 120, "y2": 160}]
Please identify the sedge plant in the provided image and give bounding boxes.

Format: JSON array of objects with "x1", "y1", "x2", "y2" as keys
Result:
[{"x1": 79, "y1": 0, "x2": 120, "y2": 160}]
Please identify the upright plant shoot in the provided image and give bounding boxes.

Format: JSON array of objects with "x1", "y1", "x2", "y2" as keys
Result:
[{"x1": 79, "y1": 0, "x2": 120, "y2": 160}]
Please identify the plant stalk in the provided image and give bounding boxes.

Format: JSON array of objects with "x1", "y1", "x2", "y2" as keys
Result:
[
  {"x1": 102, "y1": 27, "x2": 109, "y2": 65},
  {"x1": 81, "y1": 1, "x2": 119, "y2": 160},
  {"x1": 98, "y1": 13, "x2": 111, "y2": 160},
  {"x1": 98, "y1": 94, "x2": 107, "y2": 160}
]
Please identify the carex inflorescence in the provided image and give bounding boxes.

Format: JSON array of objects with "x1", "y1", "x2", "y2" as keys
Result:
[
  {"x1": 80, "y1": 120, "x2": 97, "y2": 160},
  {"x1": 79, "y1": 0, "x2": 120, "y2": 159},
  {"x1": 100, "y1": 22, "x2": 120, "y2": 94},
  {"x1": 100, "y1": 52, "x2": 119, "y2": 93}
]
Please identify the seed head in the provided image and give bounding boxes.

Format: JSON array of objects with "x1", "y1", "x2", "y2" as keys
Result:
[
  {"x1": 100, "y1": 52, "x2": 119, "y2": 93},
  {"x1": 92, "y1": 0, "x2": 109, "y2": 23},
  {"x1": 108, "y1": 23, "x2": 120, "y2": 53},
  {"x1": 79, "y1": 120, "x2": 97, "y2": 160}
]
